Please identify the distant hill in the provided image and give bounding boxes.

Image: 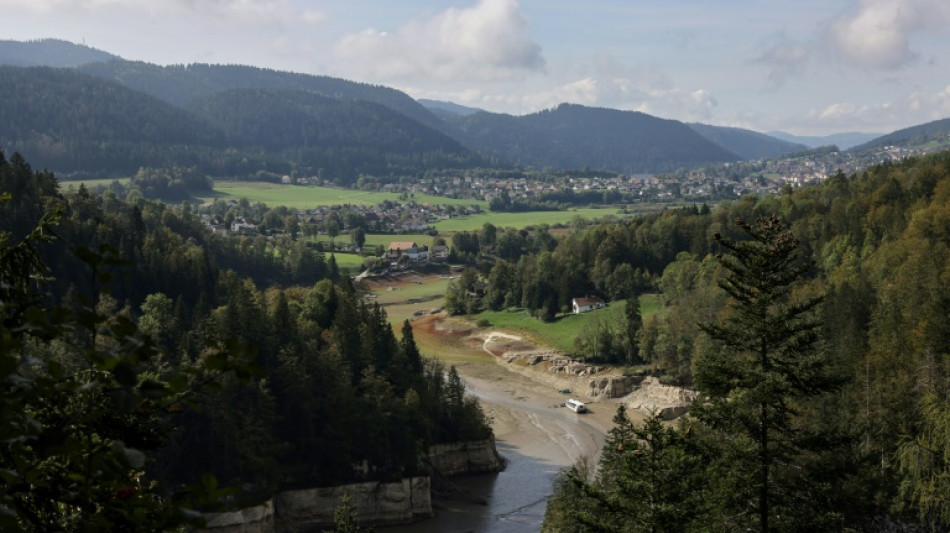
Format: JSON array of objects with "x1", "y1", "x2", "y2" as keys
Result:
[
  {"x1": 453, "y1": 104, "x2": 740, "y2": 173},
  {"x1": 418, "y1": 99, "x2": 486, "y2": 117},
  {"x1": 0, "y1": 66, "x2": 480, "y2": 181},
  {"x1": 76, "y1": 61, "x2": 448, "y2": 133},
  {"x1": 688, "y1": 123, "x2": 807, "y2": 160},
  {"x1": 186, "y1": 88, "x2": 476, "y2": 181},
  {"x1": 0, "y1": 38, "x2": 118, "y2": 67},
  {"x1": 849, "y1": 118, "x2": 950, "y2": 152},
  {"x1": 0, "y1": 66, "x2": 225, "y2": 175},
  {"x1": 766, "y1": 131, "x2": 881, "y2": 151},
  {"x1": 0, "y1": 39, "x2": 449, "y2": 134}
]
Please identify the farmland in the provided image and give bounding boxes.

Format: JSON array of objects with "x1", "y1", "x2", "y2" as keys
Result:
[{"x1": 196, "y1": 181, "x2": 487, "y2": 210}]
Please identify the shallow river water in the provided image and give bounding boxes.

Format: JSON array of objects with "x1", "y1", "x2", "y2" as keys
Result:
[{"x1": 382, "y1": 362, "x2": 613, "y2": 533}]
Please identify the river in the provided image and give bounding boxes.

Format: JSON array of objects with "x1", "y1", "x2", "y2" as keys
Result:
[{"x1": 383, "y1": 361, "x2": 616, "y2": 533}]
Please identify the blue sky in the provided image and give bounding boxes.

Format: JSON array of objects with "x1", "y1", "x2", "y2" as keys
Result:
[{"x1": 4, "y1": 0, "x2": 950, "y2": 135}]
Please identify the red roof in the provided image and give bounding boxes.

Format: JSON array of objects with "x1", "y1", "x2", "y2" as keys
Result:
[
  {"x1": 388, "y1": 241, "x2": 419, "y2": 251},
  {"x1": 573, "y1": 297, "x2": 604, "y2": 307}
]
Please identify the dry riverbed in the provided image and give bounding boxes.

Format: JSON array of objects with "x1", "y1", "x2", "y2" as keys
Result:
[{"x1": 382, "y1": 314, "x2": 643, "y2": 532}]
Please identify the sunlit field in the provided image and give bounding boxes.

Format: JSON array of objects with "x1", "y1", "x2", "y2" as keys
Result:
[
  {"x1": 196, "y1": 181, "x2": 487, "y2": 209},
  {"x1": 472, "y1": 294, "x2": 664, "y2": 353}
]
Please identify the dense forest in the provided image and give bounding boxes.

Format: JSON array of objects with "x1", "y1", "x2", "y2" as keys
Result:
[
  {"x1": 0, "y1": 66, "x2": 486, "y2": 183},
  {"x1": 443, "y1": 150, "x2": 950, "y2": 530},
  {"x1": 0, "y1": 152, "x2": 491, "y2": 531},
  {"x1": 449, "y1": 104, "x2": 741, "y2": 173}
]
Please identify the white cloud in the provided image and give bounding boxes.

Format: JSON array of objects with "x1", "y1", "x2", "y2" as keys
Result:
[
  {"x1": 800, "y1": 84, "x2": 950, "y2": 133},
  {"x1": 752, "y1": 38, "x2": 811, "y2": 87},
  {"x1": 826, "y1": 0, "x2": 950, "y2": 70},
  {"x1": 332, "y1": 0, "x2": 544, "y2": 82}
]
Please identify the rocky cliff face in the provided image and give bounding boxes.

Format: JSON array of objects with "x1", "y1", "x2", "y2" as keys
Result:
[
  {"x1": 276, "y1": 477, "x2": 432, "y2": 531},
  {"x1": 427, "y1": 439, "x2": 504, "y2": 476},
  {"x1": 200, "y1": 478, "x2": 431, "y2": 533},
  {"x1": 202, "y1": 500, "x2": 275, "y2": 533},
  {"x1": 199, "y1": 438, "x2": 504, "y2": 532},
  {"x1": 498, "y1": 351, "x2": 697, "y2": 419},
  {"x1": 623, "y1": 376, "x2": 699, "y2": 420}
]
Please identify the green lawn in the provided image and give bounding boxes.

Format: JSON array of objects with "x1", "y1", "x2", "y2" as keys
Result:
[
  {"x1": 371, "y1": 277, "x2": 451, "y2": 306},
  {"x1": 327, "y1": 253, "x2": 365, "y2": 272},
  {"x1": 196, "y1": 181, "x2": 487, "y2": 210},
  {"x1": 473, "y1": 294, "x2": 663, "y2": 353}
]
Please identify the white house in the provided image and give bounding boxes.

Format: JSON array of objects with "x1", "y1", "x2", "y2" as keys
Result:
[
  {"x1": 572, "y1": 296, "x2": 605, "y2": 314},
  {"x1": 386, "y1": 241, "x2": 428, "y2": 262}
]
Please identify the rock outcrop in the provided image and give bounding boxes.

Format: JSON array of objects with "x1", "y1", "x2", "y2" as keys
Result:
[
  {"x1": 587, "y1": 375, "x2": 643, "y2": 399},
  {"x1": 495, "y1": 349, "x2": 697, "y2": 419},
  {"x1": 202, "y1": 500, "x2": 275, "y2": 533},
  {"x1": 276, "y1": 477, "x2": 432, "y2": 531},
  {"x1": 427, "y1": 439, "x2": 503, "y2": 476},
  {"x1": 199, "y1": 438, "x2": 504, "y2": 532},
  {"x1": 623, "y1": 376, "x2": 699, "y2": 420}
]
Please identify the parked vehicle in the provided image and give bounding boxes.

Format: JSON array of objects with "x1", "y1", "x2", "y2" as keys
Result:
[{"x1": 565, "y1": 398, "x2": 587, "y2": 413}]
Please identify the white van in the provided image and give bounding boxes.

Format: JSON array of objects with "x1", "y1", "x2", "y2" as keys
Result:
[{"x1": 565, "y1": 398, "x2": 587, "y2": 413}]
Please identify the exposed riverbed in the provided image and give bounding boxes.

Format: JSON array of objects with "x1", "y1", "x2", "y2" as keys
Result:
[{"x1": 383, "y1": 359, "x2": 633, "y2": 533}]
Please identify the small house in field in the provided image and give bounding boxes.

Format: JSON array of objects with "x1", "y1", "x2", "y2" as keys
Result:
[
  {"x1": 572, "y1": 296, "x2": 605, "y2": 314},
  {"x1": 386, "y1": 241, "x2": 428, "y2": 262}
]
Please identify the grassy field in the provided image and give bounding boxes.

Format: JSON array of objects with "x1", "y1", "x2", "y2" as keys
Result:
[
  {"x1": 310, "y1": 233, "x2": 436, "y2": 249},
  {"x1": 371, "y1": 278, "x2": 451, "y2": 307},
  {"x1": 328, "y1": 253, "x2": 365, "y2": 272},
  {"x1": 431, "y1": 208, "x2": 628, "y2": 233},
  {"x1": 196, "y1": 181, "x2": 487, "y2": 209},
  {"x1": 472, "y1": 294, "x2": 664, "y2": 353}
]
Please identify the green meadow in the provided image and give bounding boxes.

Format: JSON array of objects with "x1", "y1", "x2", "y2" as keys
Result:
[
  {"x1": 472, "y1": 294, "x2": 663, "y2": 353},
  {"x1": 327, "y1": 253, "x2": 365, "y2": 271},
  {"x1": 431, "y1": 208, "x2": 628, "y2": 232},
  {"x1": 197, "y1": 181, "x2": 487, "y2": 209}
]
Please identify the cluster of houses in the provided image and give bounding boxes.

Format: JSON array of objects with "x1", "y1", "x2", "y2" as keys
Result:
[{"x1": 348, "y1": 145, "x2": 938, "y2": 205}]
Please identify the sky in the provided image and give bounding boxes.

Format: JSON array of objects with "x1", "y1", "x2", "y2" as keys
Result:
[{"x1": 4, "y1": 0, "x2": 950, "y2": 136}]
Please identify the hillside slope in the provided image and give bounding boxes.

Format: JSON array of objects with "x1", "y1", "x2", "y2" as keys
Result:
[
  {"x1": 849, "y1": 118, "x2": 950, "y2": 152},
  {"x1": 688, "y1": 123, "x2": 807, "y2": 160},
  {"x1": 455, "y1": 104, "x2": 740, "y2": 173},
  {"x1": 0, "y1": 38, "x2": 118, "y2": 67}
]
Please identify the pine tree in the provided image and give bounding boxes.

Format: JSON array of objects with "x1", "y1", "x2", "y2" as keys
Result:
[
  {"x1": 694, "y1": 215, "x2": 843, "y2": 532},
  {"x1": 550, "y1": 406, "x2": 706, "y2": 533}
]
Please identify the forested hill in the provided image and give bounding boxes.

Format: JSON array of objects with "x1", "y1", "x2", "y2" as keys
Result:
[
  {"x1": 186, "y1": 88, "x2": 473, "y2": 179},
  {"x1": 688, "y1": 122, "x2": 807, "y2": 160},
  {"x1": 850, "y1": 117, "x2": 950, "y2": 152},
  {"x1": 452, "y1": 103, "x2": 740, "y2": 173},
  {"x1": 0, "y1": 66, "x2": 226, "y2": 175},
  {"x1": 76, "y1": 60, "x2": 448, "y2": 133},
  {"x1": 0, "y1": 66, "x2": 483, "y2": 182},
  {"x1": 0, "y1": 38, "x2": 118, "y2": 67}
]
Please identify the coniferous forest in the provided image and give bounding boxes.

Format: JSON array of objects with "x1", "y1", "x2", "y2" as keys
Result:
[{"x1": 0, "y1": 151, "x2": 490, "y2": 531}]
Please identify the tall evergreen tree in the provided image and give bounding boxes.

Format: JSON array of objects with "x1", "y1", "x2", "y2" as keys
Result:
[{"x1": 694, "y1": 215, "x2": 843, "y2": 532}]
